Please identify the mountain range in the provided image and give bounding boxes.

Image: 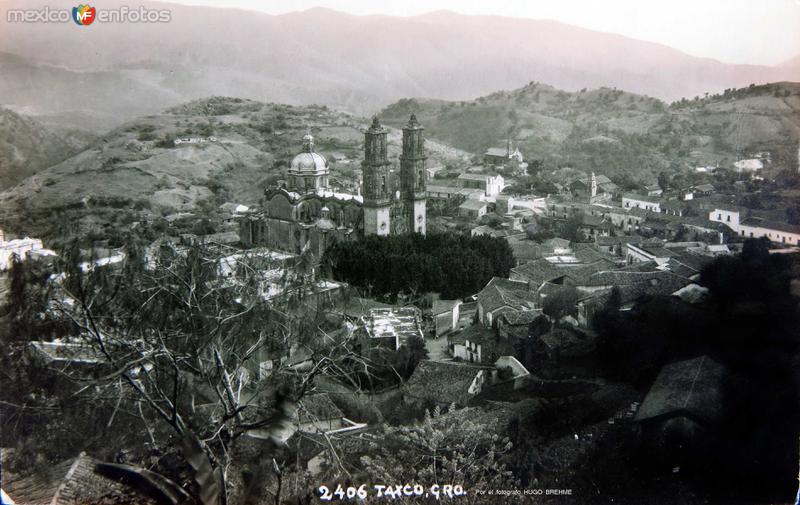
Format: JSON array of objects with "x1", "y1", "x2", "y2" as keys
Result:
[{"x1": 0, "y1": 1, "x2": 797, "y2": 132}]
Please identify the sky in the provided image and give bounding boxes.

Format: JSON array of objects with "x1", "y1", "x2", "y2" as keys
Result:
[{"x1": 163, "y1": 0, "x2": 800, "y2": 66}]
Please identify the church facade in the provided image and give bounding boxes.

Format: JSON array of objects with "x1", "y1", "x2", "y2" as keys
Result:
[{"x1": 239, "y1": 115, "x2": 428, "y2": 255}]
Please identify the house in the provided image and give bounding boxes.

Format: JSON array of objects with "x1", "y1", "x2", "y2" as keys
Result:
[
  {"x1": 660, "y1": 200, "x2": 686, "y2": 217},
  {"x1": 448, "y1": 323, "x2": 515, "y2": 364},
  {"x1": 625, "y1": 240, "x2": 679, "y2": 264},
  {"x1": 484, "y1": 142, "x2": 524, "y2": 167},
  {"x1": 709, "y1": 207, "x2": 800, "y2": 245},
  {"x1": 593, "y1": 235, "x2": 644, "y2": 256},
  {"x1": 535, "y1": 327, "x2": 596, "y2": 361},
  {"x1": 432, "y1": 299, "x2": 463, "y2": 336},
  {"x1": 404, "y1": 360, "x2": 490, "y2": 408},
  {"x1": 426, "y1": 165, "x2": 444, "y2": 179},
  {"x1": 457, "y1": 172, "x2": 505, "y2": 197},
  {"x1": 622, "y1": 194, "x2": 661, "y2": 213},
  {"x1": 426, "y1": 184, "x2": 485, "y2": 201},
  {"x1": 568, "y1": 173, "x2": 618, "y2": 200},
  {"x1": 0, "y1": 236, "x2": 56, "y2": 270},
  {"x1": 470, "y1": 225, "x2": 512, "y2": 238},
  {"x1": 497, "y1": 309, "x2": 542, "y2": 340},
  {"x1": 692, "y1": 184, "x2": 714, "y2": 196},
  {"x1": 733, "y1": 158, "x2": 763, "y2": 173},
  {"x1": 458, "y1": 199, "x2": 488, "y2": 219},
  {"x1": 605, "y1": 206, "x2": 648, "y2": 232},
  {"x1": 493, "y1": 355, "x2": 532, "y2": 390},
  {"x1": 634, "y1": 356, "x2": 727, "y2": 464},
  {"x1": 645, "y1": 185, "x2": 663, "y2": 197},
  {"x1": 636, "y1": 355, "x2": 726, "y2": 426},
  {"x1": 3, "y1": 452, "x2": 188, "y2": 505},
  {"x1": 510, "y1": 259, "x2": 565, "y2": 286},
  {"x1": 577, "y1": 269, "x2": 691, "y2": 299},
  {"x1": 358, "y1": 307, "x2": 424, "y2": 355},
  {"x1": 578, "y1": 214, "x2": 614, "y2": 238},
  {"x1": 475, "y1": 277, "x2": 536, "y2": 327},
  {"x1": 27, "y1": 341, "x2": 108, "y2": 370}
]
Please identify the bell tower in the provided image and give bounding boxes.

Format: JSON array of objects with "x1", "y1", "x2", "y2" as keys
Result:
[
  {"x1": 362, "y1": 117, "x2": 392, "y2": 236},
  {"x1": 399, "y1": 114, "x2": 427, "y2": 235}
]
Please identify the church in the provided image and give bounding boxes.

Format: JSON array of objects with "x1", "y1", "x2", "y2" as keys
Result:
[{"x1": 239, "y1": 115, "x2": 428, "y2": 255}]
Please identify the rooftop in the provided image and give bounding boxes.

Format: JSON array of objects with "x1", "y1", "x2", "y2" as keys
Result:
[
  {"x1": 458, "y1": 172, "x2": 497, "y2": 181},
  {"x1": 432, "y1": 299, "x2": 462, "y2": 316},
  {"x1": 476, "y1": 277, "x2": 535, "y2": 314},
  {"x1": 405, "y1": 360, "x2": 489, "y2": 406},
  {"x1": 485, "y1": 147, "x2": 509, "y2": 157},
  {"x1": 4, "y1": 452, "x2": 174, "y2": 505},
  {"x1": 362, "y1": 307, "x2": 423, "y2": 342},
  {"x1": 635, "y1": 355, "x2": 727, "y2": 425},
  {"x1": 459, "y1": 200, "x2": 488, "y2": 211},
  {"x1": 623, "y1": 193, "x2": 660, "y2": 203}
]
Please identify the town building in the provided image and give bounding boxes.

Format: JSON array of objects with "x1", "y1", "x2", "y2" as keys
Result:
[
  {"x1": 0, "y1": 235, "x2": 56, "y2": 270},
  {"x1": 622, "y1": 193, "x2": 661, "y2": 213},
  {"x1": 357, "y1": 307, "x2": 424, "y2": 355},
  {"x1": 483, "y1": 140, "x2": 524, "y2": 167},
  {"x1": 458, "y1": 199, "x2": 488, "y2": 219},
  {"x1": 708, "y1": 207, "x2": 800, "y2": 245},
  {"x1": 432, "y1": 299, "x2": 463, "y2": 336},
  {"x1": 457, "y1": 172, "x2": 505, "y2": 197},
  {"x1": 475, "y1": 277, "x2": 536, "y2": 327}
]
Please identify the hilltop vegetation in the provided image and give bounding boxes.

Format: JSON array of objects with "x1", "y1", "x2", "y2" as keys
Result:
[{"x1": 381, "y1": 82, "x2": 800, "y2": 184}]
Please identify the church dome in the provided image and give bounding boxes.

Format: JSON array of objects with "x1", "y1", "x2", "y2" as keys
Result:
[
  {"x1": 289, "y1": 134, "x2": 328, "y2": 175},
  {"x1": 290, "y1": 152, "x2": 327, "y2": 174}
]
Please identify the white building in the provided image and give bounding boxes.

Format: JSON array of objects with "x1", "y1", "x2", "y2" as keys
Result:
[
  {"x1": 733, "y1": 159, "x2": 763, "y2": 173},
  {"x1": 457, "y1": 173, "x2": 505, "y2": 197},
  {"x1": 622, "y1": 194, "x2": 661, "y2": 213},
  {"x1": 708, "y1": 207, "x2": 800, "y2": 246},
  {"x1": 0, "y1": 236, "x2": 56, "y2": 270}
]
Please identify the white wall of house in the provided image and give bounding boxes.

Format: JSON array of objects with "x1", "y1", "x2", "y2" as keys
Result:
[
  {"x1": 738, "y1": 224, "x2": 800, "y2": 245},
  {"x1": 708, "y1": 209, "x2": 740, "y2": 228},
  {"x1": 0, "y1": 238, "x2": 48, "y2": 270},
  {"x1": 622, "y1": 196, "x2": 661, "y2": 213},
  {"x1": 709, "y1": 208, "x2": 800, "y2": 245}
]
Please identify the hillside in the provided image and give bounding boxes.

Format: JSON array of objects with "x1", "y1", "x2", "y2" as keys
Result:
[
  {"x1": 381, "y1": 81, "x2": 800, "y2": 182},
  {"x1": 0, "y1": 97, "x2": 470, "y2": 244},
  {"x1": 0, "y1": 2, "x2": 797, "y2": 132},
  {"x1": 0, "y1": 107, "x2": 91, "y2": 191}
]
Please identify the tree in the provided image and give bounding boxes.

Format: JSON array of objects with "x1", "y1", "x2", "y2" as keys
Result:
[
  {"x1": 40, "y1": 240, "x2": 364, "y2": 505},
  {"x1": 357, "y1": 406, "x2": 521, "y2": 504},
  {"x1": 657, "y1": 171, "x2": 670, "y2": 192},
  {"x1": 542, "y1": 286, "x2": 581, "y2": 321},
  {"x1": 394, "y1": 335, "x2": 429, "y2": 379},
  {"x1": 323, "y1": 233, "x2": 515, "y2": 300},
  {"x1": 526, "y1": 159, "x2": 543, "y2": 176}
]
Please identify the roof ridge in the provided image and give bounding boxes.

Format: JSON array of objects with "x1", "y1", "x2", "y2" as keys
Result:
[{"x1": 50, "y1": 452, "x2": 86, "y2": 505}]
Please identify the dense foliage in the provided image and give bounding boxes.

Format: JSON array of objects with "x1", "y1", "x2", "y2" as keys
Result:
[{"x1": 323, "y1": 233, "x2": 515, "y2": 300}]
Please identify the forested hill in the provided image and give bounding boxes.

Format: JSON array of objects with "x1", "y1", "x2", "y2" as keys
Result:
[{"x1": 381, "y1": 81, "x2": 800, "y2": 183}]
